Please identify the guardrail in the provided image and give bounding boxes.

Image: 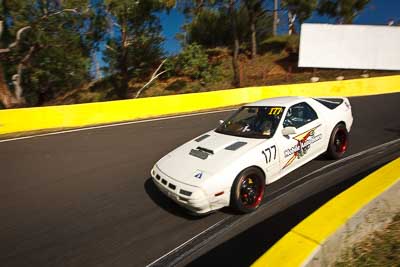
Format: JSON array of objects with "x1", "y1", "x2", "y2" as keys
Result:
[
  {"x1": 1, "y1": 75, "x2": 399, "y2": 135},
  {"x1": 252, "y1": 157, "x2": 400, "y2": 267}
]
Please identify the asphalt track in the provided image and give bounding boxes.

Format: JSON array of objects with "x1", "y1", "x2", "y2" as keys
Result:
[{"x1": 0, "y1": 93, "x2": 399, "y2": 267}]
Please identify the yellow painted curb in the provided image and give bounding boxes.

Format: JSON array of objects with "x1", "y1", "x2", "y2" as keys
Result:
[
  {"x1": 1, "y1": 75, "x2": 400, "y2": 135},
  {"x1": 251, "y1": 157, "x2": 400, "y2": 267}
]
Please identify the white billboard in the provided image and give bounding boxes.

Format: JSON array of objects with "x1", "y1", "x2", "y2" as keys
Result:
[{"x1": 299, "y1": 23, "x2": 400, "y2": 70}]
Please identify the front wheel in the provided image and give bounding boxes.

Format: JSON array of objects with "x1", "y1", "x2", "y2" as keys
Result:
[
  {"x1": 230, "y1": 167, "x2": 265, "y2": 213},
  {"x1": 326, "y1": 123, "x2": 348, "y2": 159}
]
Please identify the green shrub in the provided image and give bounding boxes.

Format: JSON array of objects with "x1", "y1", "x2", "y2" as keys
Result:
[
  {"x1": 165, "y1": 79, "x2": 188, "y2": 92},
  {"x1": 260, "y1": 35, "x2": 300, "y2": 54},
  {"x1": 286, "y1": 35, "x2": 300, "y2": 53},
  {"x1": 165, "y1": 43, "x2": 214, "y2": 82}
]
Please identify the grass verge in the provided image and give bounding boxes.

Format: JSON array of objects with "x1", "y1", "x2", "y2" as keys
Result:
[{"x1": 335, "y1": 213, "x2": 400, "y2": 267}]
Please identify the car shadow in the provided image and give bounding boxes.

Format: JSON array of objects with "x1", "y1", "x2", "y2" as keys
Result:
[
  {"x1": 143, "y1": 152, "x2": 338, "y2": 219},
  {"x1": 144, "y1": 178, "x2": 209, "y2": 220},
  {"x1": 314, "y1": 153, "x2": 331, "y2": 161},
  {"x1": 384, "y1": 127, "x2": 400, "y2": 137}
]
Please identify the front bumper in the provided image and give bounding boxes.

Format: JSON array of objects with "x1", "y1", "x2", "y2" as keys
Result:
[{"x1": 151, "y1": 165, "x2": 212, "y2": 214}]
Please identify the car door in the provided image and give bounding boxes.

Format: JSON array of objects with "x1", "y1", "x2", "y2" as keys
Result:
[{"x1": 278, "y1": 102, "x2": 324, "y2": 175}]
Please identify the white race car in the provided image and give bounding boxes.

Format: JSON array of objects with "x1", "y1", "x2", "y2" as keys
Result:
[{"x1": 151, "y1": 96, "x2": 353, "y2": 215}]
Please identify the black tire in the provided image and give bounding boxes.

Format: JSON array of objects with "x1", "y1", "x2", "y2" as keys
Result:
[
  {"x1": 326, "y1": 123, "x2": 349, "y2": 160},
  {"x1": 230, "y1": 167, "x2": 265, "y2": 213}
]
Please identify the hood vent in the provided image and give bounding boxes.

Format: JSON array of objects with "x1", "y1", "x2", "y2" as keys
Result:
[
  {"x1": 189, "y1": 148, "x2": 209, "y2": 160},
  {"x1": 189, "y1": 146, "x2": 214, "y2": 160},
  {"x1": 225, "y1": 141, "x2": 247, "y2": 151},
  {"x1": 196, "y1": 146, "x2": 214, "y2": 155},
  {"x1": 195, "y1": 134, "x2": 210, "y2": 142}
]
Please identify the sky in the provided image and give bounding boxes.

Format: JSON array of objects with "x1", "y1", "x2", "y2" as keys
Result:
[
  {"x1": 159, "y1": 0, "x2": 400, "y2": 55},
  {"x1": 159, "y1": 8, "x2": 186, "y2": 55},
  {"x1": 94, "y1": 0, "x2": 400, "y2": 77}
]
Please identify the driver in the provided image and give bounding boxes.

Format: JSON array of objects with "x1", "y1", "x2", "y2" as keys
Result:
[{"x1": 251, "y1": 108, "x2": 271, "y2": 134}]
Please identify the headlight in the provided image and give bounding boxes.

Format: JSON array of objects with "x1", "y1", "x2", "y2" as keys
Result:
[{"x1": 179, "y1": 189, "x2": 192, "y2": 197}]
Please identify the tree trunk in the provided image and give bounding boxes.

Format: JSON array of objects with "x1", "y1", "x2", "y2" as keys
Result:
[
  {"x1": 229, "y1": 0, "x2": 240, "y2": 87},
  {"x1": 288, "y1": 11, "x2": 296, "y2": 35},
  {"x1": 118, "y1": 55, "x2": 129, "y2": 99},
  {"x1": 0, "y1": 64, "x2": 20, "y2": 108},
  {"x1": 117, "y1": 18, "x2": 129, "y2": 99},
  {"x1": 249, "y1": 10, "x2": 257, "y2": 59},
  {"x1": 272, "y1": 0, "x2": 278, "y2": 36}
]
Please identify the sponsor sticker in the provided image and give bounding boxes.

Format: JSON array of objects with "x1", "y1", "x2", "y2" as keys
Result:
[
  {"x1": 194, "y1": 170, "x2": 203, "y2": 179},
  {"x1": 283, "y1": 125, "x2": 322, "y2": 169},
  {"x1": 268, "y1": 107, "x2": 283, "y2": 115}
]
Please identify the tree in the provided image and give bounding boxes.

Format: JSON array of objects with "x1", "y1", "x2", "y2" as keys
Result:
[
  {"x1": 183, "y1": 6, "x2": 271, "y2": 48},
  {"x1": 0, "y1": 0, "x2": 93, "y2": 108},
  {"x1": 165, "y1": 43, "x2": 211, "y2": 79},
  {"x1": 272, "y1": 0, "x2": 278, "y2": 36},
  {"x1": 103, "y1": 0, "x2": 173, "y2": 99},
  {"x1": 183, "y1": 9, "x2": 231, "y2": 48},
  {"x1": 243, "y1": 0, "x2": 266, "y2": 58},
  {"x1": 178, "y1": 0, "x2": 241, "y2": 86},
  {"x1": 282, "y1": 0, "x2": 317, "y2": 35},
  {"x1": 318, "y1": 0, "x2": 370, "y2": 24},
  {"x1": 228, "y1": 0, "x2": 240, "y2": 86}
]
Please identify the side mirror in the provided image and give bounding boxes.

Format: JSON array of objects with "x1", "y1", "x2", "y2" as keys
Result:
[
  {"x1": 219, "y1": 120, "x2": 224, "y2": 125},
  {"x1": 282, "y1": 126, "x2": 297, "y2": 136}
]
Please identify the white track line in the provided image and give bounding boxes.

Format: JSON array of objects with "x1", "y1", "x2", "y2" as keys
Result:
[
  {"x1": 146, "y1": 138, "x2": 400, "y2": 266},
  {"x1": 145, "y1": 217, "x2": 230, "y2": 267},
  {"x1": 267, "y1": 137, "x2": 400, "y2": 196},
  {"x1": 0, "y1": 108, "x2": 236, "y2": 143}
]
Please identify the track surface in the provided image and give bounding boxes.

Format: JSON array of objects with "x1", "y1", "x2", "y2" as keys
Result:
[{"x1": 0, "y1": 94, "x2": 399, "y2": 267}]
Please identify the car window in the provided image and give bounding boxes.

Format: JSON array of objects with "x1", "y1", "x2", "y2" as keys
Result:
[
  {"x1": 283, "y1": 102, "x2": 318, "y2": 128},
  {"x1": 216, "y1": 106, "x2": 284, "y2": 138}
]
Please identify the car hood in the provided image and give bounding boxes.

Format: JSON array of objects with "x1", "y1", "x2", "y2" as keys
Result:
[{"x1": 156, "y1": 130, "x2": 265, "y2": 187}]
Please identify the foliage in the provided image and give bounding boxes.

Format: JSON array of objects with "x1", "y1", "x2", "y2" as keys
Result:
[
  {"x1": 165, "y1": 43, "x2": 218, "y2": 82},
  {"x1": 102, "y1": 0, "x2": 168, "y2": 98},
  {"x1": 285, "y1": 34, "x2": 300, "y2": 53},
  {"x1": 175, "y1": 1, "x2": 237, "y2": 87},
  {"x1": 0, "y1": 0, "x2": 95, "y2": 106},
  {"x1": 260, "y1": 35, "x2": 300, "y2": 54},
  {"x1": 182, "y1": 4, "x2": 272, "y2": 51},
  {"x1": 1, "y1": 0, "x2": 374, "y2": 108},
  {"x1": 281, "y1": 0, "x2": 318, "y2": 24},
  {"x1": 23, "y1": 45, "x2": 91, "y2": 105},
  {"x1": 243, "y1": 0, "x2": 268, "y2": 57},
  {"x1": 182, "y1": 9, "x2": 231, "y2": 48},
  {"x1": 318, "y1": 0, "x2": 370, "y2": 24}
]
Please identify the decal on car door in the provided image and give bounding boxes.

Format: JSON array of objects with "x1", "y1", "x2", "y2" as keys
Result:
[{"x1": 283, "y1": 125, "x2": 322, "y2": 169}]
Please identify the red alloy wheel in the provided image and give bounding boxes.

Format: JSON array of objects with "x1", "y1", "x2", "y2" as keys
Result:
[
  {"x1": 239, "y1": 176, "x2": 264, "y2": 208},
  {"x1": 335, "y1": 129, "x2": 348, "y2": 153}
]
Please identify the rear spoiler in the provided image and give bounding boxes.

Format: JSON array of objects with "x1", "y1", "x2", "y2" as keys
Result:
[{"x1": 313, "y1": 97, "x2": 350, "y2": 110}]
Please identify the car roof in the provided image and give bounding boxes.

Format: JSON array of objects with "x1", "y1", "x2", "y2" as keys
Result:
[{"x1": 245, "y1": 96, "x2": 308, "y2": 107}]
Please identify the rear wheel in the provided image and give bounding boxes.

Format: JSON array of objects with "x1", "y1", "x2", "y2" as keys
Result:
[
  {"x1": 230, "y1": 167, "x2": 265, "y2": 213},
  {"x1": 327, "y1": 123, "x2": 348, "y2": 159}
]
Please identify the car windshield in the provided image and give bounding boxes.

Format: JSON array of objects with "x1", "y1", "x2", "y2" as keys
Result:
[{"x1": 216, "y1": 106, "x2": 285, "y2": 138}]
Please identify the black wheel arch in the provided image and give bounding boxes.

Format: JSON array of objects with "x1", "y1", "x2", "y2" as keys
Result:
[
  {"x1": 235, "y1": 165, "x2": 266, "y2": 184},
  {"x1": 333, "y1": 121, "x2": 346, "y2": 132}
]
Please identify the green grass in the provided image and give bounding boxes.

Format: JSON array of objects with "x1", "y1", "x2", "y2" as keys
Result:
[{"x1": 335, "y1": 214, "x2": 400, "y2": 267}]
